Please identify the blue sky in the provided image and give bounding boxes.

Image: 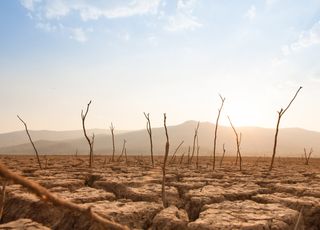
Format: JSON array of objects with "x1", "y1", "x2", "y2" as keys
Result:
[{"x1": 1, "y1": 0, "x2": 320, "y2": 133}]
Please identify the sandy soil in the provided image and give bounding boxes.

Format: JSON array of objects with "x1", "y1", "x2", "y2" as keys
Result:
[{"x1": 0, "y1": 155, "x2": 319, "y2": 229}]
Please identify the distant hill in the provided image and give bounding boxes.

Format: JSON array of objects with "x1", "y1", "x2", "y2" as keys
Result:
[
  {"x1": 0, "y1": 129, "x2": 127, "y2": 148},
  {"x1": 0, "y1": 121, "x2": 319, "y2": 157}
]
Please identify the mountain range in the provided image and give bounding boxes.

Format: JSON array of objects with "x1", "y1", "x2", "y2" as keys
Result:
[{"x1": 0, "y1": 121, "x2": 319, "y2": 157}]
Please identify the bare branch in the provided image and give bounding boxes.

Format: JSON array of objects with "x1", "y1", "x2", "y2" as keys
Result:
[
  {"x1": 81, "y1": 101, "x2": 94, "y2": 167},
  {"x1": 190, "y1": 121, "x2": 200, "y2": 164},
  {"x1": 17, "y1": 115, "x2": 42, "y2": 169},
  {"x1": 269, "y1": 87, "x2": 302, "y2": 171},
  {"x1": 169, "y1": 140, "x2": 184, "y2": 164},
  {"x1": 162, "y1": 113, "x2": 170, "y2": 208},
  {"x1": 281, "y1": 86, "x2": 303, "y2": 116},
  {"x1": 228, "y1": 116, "x2": 242, "y2": 171},
  {"x1": 143, "y1": 112, "x2": 154, "y2": 167},
  {"x1": 213, "y1": 94, "x2": 225, "y2": 170},
  {"x1": 117, "y1": 139, "x2": 127, "y2": 162},
  {"x1": 110, "y1": 123, "x2": 116, "y2": 162},
  {"x1": 0, "y1": 163, "x2": 128, "y2": 229}
]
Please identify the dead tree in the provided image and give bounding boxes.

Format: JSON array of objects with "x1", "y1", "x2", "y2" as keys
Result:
[
  {"x1": 162, "y1": 113, "x2": 170, "y2": 208},
  {"x1": 228, "y1": 116, "x2": 242, "y2": 171},
  {"x1": 189, "y1": 122, "x2": 200, "y2": 164},
  {"x1": 304, "y1": 148, "x2": 313, "y2": 165},
  {"x1": 110, "y1": 122, "x2": 116, "y2": 162},
  {"x1": 0, "y1": 163, "x2": 128, "y2": 229},
  {"x1": 143, "y1": 112, "x2": 154, "y2": 167},
  {"x1": 169, "y1": 140, "x2": 184, "y2": 164},
  {"x1": 81, "y1": 101, "x2": 94, "y2": 168},
  {"x1": 269, "y1": 86, "x2": 302, "y2": 171},
  {"x1": 219, "y1": 143, "x2": 226, "y2": 167},
  {"x1": 17, "y1": 115, "x2": 42, "y2": 169},
  {"x1": 117, "y1": 139, "x2": 127, "y2": 162},
  {"x1": 213, "y1": 94, "x2": 226, "y2": 170},
  {"x1": 196, "y1": 135, "x2": 200, "y2": 169}
]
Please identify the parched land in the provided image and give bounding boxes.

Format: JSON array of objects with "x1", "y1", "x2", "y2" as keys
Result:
[{"x1": 0, "y1": 155, "x2": 319, "y2": 229}]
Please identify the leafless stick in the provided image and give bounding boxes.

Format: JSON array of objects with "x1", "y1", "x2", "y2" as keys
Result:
[
  {"x1": 109, "y1": 122, "x2": 116, "y2": 162},
  {"x1": 17, "y1": 115, "x2": 42, "y2": 169},
  {"x1": 269, "y1": 86, "x2": 302, "y2": 171},
  {"x1": 213, "y1": 94, "x2": 225, "y2": 170},
  {"x1": 162, "y1": 113, "x2": 170, "y2": 208},
  {"x1": 117, "y1": 139, "x2": 127, "y2": 162},
  {"x1": 169, "y1": 140, "x2": 184, "y2": 164},
  {"x1": 196, "y1": 135, "x2": 200, "y2": 169},
  {"x1": 143, "y1": 112, "x2": 154, "y2": 167},
  {"x1": 228, "y1": 116, "x2": 242, "y2": 171},
  {"x1": 189, "y1": 122, "x2": 200, "y2": 164},
  {"x1": 0, "y1": 163, "x2": 128, "y2": 229},
  {"x1": 124, "y1": 148, "x2": 128, "y2": 165},
  {"x1": 219, "y1": 143, "x2": 226, "y2": 167},
  {"x1": 0, "y1": 180, "x2": 7, "y2": 221},
  {"x1": 235, "y1": 133, "x2": 242, "y2": 166},
  {"x1": 81, "y1": 100, "x2": 94, "y2": 168}
]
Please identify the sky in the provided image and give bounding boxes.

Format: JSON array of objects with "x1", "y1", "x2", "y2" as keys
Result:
[{"x1": 1, "y1": 0, "x2": 320, "y2": 133}]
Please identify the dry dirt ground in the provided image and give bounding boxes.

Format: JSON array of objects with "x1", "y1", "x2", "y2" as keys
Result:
[{"x1": 0, "y1": 155, "x2": 319, "y2": 229}]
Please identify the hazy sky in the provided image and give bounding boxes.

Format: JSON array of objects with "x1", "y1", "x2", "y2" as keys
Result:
[{"x1": 1, "y1": 0, "x2": 320, "y2": 133}]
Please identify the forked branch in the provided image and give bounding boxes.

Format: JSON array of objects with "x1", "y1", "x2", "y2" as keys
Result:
[
  {"x1": 269, "y1": 86, "x2": 302, "y2": 171},
  {"x1": 189, "y1": 122, "x2": 200, "y2": 164},
  {"x1": 213, "y1": 94, "x2": 226, "y2": 170},
  {"x1": 304, "y1": 147, "x2": 313, "y2": 165},
  {"x1": 143, "y1": 112, "x2": 154, "y2": 167},
  {"x1": 81, "y1": 100, "x2": 94, "y2": 168}
]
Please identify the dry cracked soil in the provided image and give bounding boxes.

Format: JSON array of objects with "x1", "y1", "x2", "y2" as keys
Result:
[{"x1": 0, "y1": 155, "x2": 319, "y2": 230}]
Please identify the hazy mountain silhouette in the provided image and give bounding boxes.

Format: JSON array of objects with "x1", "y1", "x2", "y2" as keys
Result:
[
  {"x1": 0, "y1": 129, "x2": 126, "y2": 148},
  {"x1": 0, "y1": 121, "x2": 319, "y2": 157}
]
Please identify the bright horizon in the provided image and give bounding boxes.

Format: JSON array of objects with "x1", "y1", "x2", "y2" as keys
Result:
[{"x1": 1, "y1": 1, "x2": 320, "y2": 133}]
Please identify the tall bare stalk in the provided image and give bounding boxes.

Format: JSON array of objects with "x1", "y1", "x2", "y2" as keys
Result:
[
  {"x1": 169, "y1": 140, "x2": 184, "y2": 164},
  {"x1": 81, "y1": 101, "x2": 94, "y2": 168},
  {"x1": 213, "y1": 94, "x2": 225, "y2": 170},
  {"x1": 110, "y1": 122, "x2": 115, "y2": 162},
  {"x1": 17, "y1": 115, "x2": 42, "y2": 169},
  {"x1": 189, "y1": 122, "x2": 200, "y2": 164},
  {"x1": 162, "y1": 113, "x2": 170, "y2": 208},
  {"x1": 196, "y1": 135, "x2": 200, "y2": 169},
  {"x1": 117, "y1": 139, "x2": 127, "y2": 162},
  {"x1": 143, "y1": 112, "x2": 154, "y2": 167},
  {"x1": 269, "y1": 86, "x2": 302, "y2": 171},
  {"x1": 228, "y1": 116, "x2": 242, "y2": 171}
]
